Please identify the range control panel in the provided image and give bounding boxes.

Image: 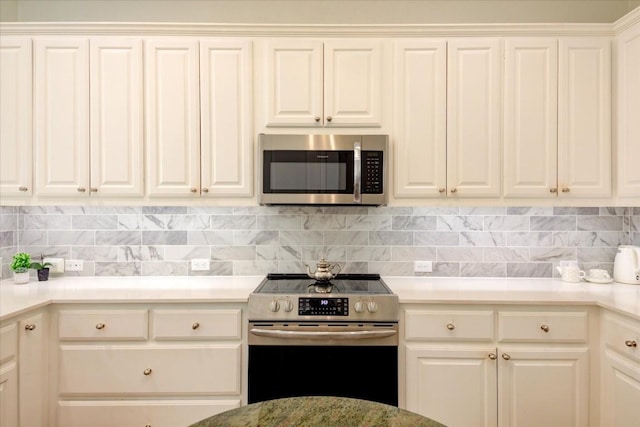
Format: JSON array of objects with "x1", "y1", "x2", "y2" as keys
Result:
[
  {"x1": 299, "y1": 297, "x2": 349, "y2": 316},
  {"x1": 362, "y1": 151, "x2": 383, "y2": 194}
]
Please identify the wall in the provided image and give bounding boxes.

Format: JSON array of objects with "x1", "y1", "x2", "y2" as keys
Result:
[
  {"x1": 1, "y1": 0, "x2": 636, "y2": 23},
  {"x1": 0, "y1": 205, "x2": 637, "y2": 279}
]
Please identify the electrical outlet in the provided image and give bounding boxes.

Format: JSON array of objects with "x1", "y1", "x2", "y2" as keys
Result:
[
  {"x1": 65, "y1": 260, "x2": 84, "y2": 272},
  {"x1": 414, "y1": 261, "x2": 433, "y2": 273},
  {"x1": 191, "y1": 259, "x2": 210, "y2": 271},
  {"x1": 43, "y1": 257, "x2": 65, "y2": 273}
]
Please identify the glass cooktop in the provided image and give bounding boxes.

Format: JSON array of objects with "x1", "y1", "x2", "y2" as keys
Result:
[{"x1": 254, "y1": 274, "x2": 393, "y2": 295}]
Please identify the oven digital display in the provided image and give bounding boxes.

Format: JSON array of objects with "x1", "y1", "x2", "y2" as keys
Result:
[{"x1": 299, "y1": 297, "x2": 349, "y2": 316}]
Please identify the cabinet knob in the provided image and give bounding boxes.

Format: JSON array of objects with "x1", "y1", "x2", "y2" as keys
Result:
[
  {"x1": 202, "y1": 188, "x2": 209, "y2": 193},
  {"x1": 192, "y1": 322, "x2": 200, "y2": 330},
  {"x1": 450, "y1": 188, "x2": 457, "y2": 194},
  {"x1": 549, "y1": 188, "x2": 557, "y2": 193},
  {"x1": 488, "y1": 353, "x2": 497, "y2": 360},
  {"x1": 446, "y1": 323, "x2": 455, "y2": 331},
  {"x1": 143, "y1": 368, "x2": 153, "y2": 376},
  {"x1": 18, "y1": 186, "x2": 28, "y2": 192},
  {"x1": 326, "y1": 116, "x2": 332, "y2": 122},
  {"x1": 90, "y1": 188, "x2": 98, "y2": 192},
  {"x1": 24, "y1": 324, "x2": 36, "y2": 331},
  {"x1": 314, "y1": 116, "x2": 321, "y2": 122},
  {"x1": 561, "y1": 187, "x2": 570, "y2": 193},
  {"x1": 501, "y1": 353, "x2": 511, "y2": 361},
  {"x1": 77, "y1": 187, "x2": 86, "y2": 192},
  {"x1": 438, "y1": 188, "x2": 446, "y2": 193},
  {"x1": 96, "y1": 323, "x2": 105, "y2": 330},
  {"x1": 190, "y1": 188, "x2": 198, "y2": 193},
  {"x1": 540, "y1": 324, "x2": 549, "y2": 333},
  {"x1": 625, "y1": 340, "x2": 637, "y2": 348}
]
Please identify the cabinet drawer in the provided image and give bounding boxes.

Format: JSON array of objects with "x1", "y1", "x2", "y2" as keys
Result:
[
  {"x1": 602, "y1": 313, "x2": 640, "y2": 362},
  {"x1": 0, "y1": 323, "x2": 17, "y2": 364},
  {"x1": 498, "y1": 311, "x2": 588, "y2": 343},
  {"x1": 59, "y1": 345, "x2": 241, "y2": 395},
  {"x1": 57, "y1": 399, "x2": 240, "y2": 427},
  {"x1": 152, "y1": 309, "x2": 241, "y2": 340},
  {"x1": 58, "y1": 310, "x2": 148, "y2": 341},
  {"x1": 405, "y1": 310, "x2": 494, "y2": 341}
]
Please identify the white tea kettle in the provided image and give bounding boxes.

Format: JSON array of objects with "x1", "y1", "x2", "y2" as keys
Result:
[{"x1": 613, "y1": 245, "x2": 640, "y2": 285}]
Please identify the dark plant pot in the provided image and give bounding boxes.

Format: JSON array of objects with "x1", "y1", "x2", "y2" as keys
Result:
[{"x1": 37, "y1": 268, "x2": 50, "y2": 281}]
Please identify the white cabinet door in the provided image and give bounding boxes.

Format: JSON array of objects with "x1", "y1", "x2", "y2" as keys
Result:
[
  {"x1": 406, "y1": 346, "x2": 498, "y2": 427},
  {"x1": 615, "y1": 22, "x2": 640, "y2": 200},
  {"x1": 264, "y1": 39, "x2": 382, "y2": 127},
  {"x1": 324, "y1": 39, "x2": 382, "y2": 127},
  {"x1": 498, "y1": 348, "x2": 589, "y2": 427},
  {"x1": 34, "y1": 38, "x2": 90, "y2": 197},
  {"x1": 558, "y1": 38, "x2": 611, "y2": 198},
  {"x1": 392, "y1": 39, "x2": 447, "y2": 198},
  {"x1": 264, "y1": 39, "x2": 323, "y2": 126},
  {"x1": 447, "y1": 39, "x2": 502, "y2": 197},
  {"x1": 602, "y1": 349, "x2": 640, "y2": 427},
  {"x1": 89, "y1": 37, "x2": 143, "y2": 197},
  {"x1": 200, "y1": 39, "x2": 253, "y2": 197},
  {"x1": 0, "y1": 37, "x2": 32, "y2": 197},
  {"x1": 19, "y1": 312, "x2": 47, "y2": 427},
  {"x1": 503, "y1": 38, "x2": 558, "y2": 198},
  {"x1": 145, "y1": 39, "x2": 200, "y2": 197},
  {"x1": 0, "y1": 361, "x2": 18, "y2": 427}
]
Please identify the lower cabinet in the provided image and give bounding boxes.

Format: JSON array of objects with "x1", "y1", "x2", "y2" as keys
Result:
[
  {"x1": 404, "y1": 306, "x2": 590, "y2": 427},
  {"x1": 0, "y1": 322, "x2": 19, "y2": 427},
  {"x1": 600, "y1": 311, "x2": 640, "y2": 427},
  {"x1": 53, "y1": 304, "x2": 243, "y2": 427}
]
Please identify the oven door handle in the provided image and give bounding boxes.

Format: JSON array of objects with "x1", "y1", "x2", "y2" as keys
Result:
[{"x1": 250, "y1": 328, "x2": 397, "y2": 340}]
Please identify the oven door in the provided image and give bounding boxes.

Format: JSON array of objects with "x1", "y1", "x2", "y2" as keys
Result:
[{"x1": 248, "y1": 322, "x2": 398, "y2": 406}]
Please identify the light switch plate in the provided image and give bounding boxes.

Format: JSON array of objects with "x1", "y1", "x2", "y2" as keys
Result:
[
  {"x1": 414, "y1": 261, "x2": 433, "y2": 273},
  {"x1": 44, "y1": 257, "x2": 65, "y2": 273}
]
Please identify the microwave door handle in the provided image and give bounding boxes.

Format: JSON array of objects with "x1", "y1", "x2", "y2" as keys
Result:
[{"x1": 354, "y1": 142, "x2": 361, "y2": 203}]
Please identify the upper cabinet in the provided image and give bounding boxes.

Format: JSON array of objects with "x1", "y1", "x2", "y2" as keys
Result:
[
  {"x1": 145, "y1": 38, "x2": 254, "y2": 198},
  {"x1": 615, "y1": 20, "x2": 640, "y2": 200},
  {"x1": 0, "y1": 37, "x2": 32, "y2": 197},
  {"x1": 557, "y1": 38, "x2": 611, "y2": 198},
  {"x1": 34, "y1": 37, "x2": 144, "y2": 198},
  {"x1": 394, "y1": 38, "x2": 501, "y2": 199},
  {"x1": 145, "y1": 39, "x2": 201, "y2": 197},
  {"x1": 264, "y1": 39, "x2": 383, "y2": 127},
  {"x1": 503, "y1": 37, "x2": 611, "y2": 199},
  {"x1": 34, "y1": 38, "x2": 90, "y2": 197}
]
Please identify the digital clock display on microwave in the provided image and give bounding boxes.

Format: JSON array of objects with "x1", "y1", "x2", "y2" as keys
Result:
[{"x1": 298, "y1": 297, "x2": 349, "y2": 316}]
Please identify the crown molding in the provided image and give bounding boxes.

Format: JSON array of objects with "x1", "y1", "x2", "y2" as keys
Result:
[
  {"x1": 0, "y1": 22, "x2": 616, "y2": 38},
  {"x1": 614, "y1": 6, "x2": 640, "y2": 35}
]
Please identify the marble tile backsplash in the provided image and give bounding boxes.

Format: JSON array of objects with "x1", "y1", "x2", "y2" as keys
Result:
[{"x1": 0, "y1": 205, "x2": 638, "y2": 279}]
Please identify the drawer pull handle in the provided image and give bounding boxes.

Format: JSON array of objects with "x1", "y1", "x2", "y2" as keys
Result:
[
  {"x1": 96, "y1": 323, "x2": 105, "y2": 330},
  {"x1": 561, "y1": 187, "x2": 570, "y2": 193},
  {"x1": 446, "y1": 323, "x2": 455, "y2": 331},
  {"x1": 192, "y1": 322, "x2": 200, "y2": 330},
  {"x1": 19, "y1": 186, "x2": 28, "y2": 192},
  {"x1": 502, "y1": 353, "x2": 511, "y2": 361},
  {"x1": 540, "y1": 324, "x2": 549, "y2": 333},
  {"x1": 625, "y1": 340, "x2": 638, "y2": 348},
  {"x1": 143, "y1": 368, "x2": 152, "y2": 376},
  {"x1": 24, "y1": 324, "x2": 36, "y2": 331},
  {"x1": 488, "y1": 353, "x2": 497, "y2": 360}
]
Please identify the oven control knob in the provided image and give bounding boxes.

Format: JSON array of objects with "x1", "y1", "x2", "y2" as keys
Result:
[
  {"x1": 269, "y1": 300, "x2": 280, "y2": 312},
  {"x1": 354, "y1": 301, "x2": 365, "y2": 313},
  {"x1": 367, "y1": 301, "x2": 379, "y2": 313},
  {"x1": 282, "y1": 300, "x2": 294, "y2": 312}
]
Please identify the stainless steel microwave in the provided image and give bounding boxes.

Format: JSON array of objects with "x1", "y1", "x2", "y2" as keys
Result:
[{"x1": 258, "y1": 134, "x2": 388, "y2": 206}]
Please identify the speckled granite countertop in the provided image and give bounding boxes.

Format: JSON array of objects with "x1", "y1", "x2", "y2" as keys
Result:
[{"x1": 188, "y1": 396, "x2": 446, "y2": 427}]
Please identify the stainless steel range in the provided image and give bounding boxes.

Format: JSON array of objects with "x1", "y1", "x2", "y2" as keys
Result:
[{"x1": 247, "y1": 266, "x2": 399, "y2": 405}]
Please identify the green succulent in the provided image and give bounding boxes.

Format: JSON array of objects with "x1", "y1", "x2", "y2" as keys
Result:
[{"x1": 11, "y1": 252, "x2": 32, "y2": 273}]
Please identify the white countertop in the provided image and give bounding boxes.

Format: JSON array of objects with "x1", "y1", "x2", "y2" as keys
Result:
[{"x1": 2, "y1": 276, "x2": 640, "y2": 321}]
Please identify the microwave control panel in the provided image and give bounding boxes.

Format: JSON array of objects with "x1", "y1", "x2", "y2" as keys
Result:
[{"x1": 363, "y1": 151, "x2": 384, "y2": 194}]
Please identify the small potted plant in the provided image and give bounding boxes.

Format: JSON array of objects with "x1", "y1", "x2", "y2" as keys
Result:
[
  {"x1": 11, "y1": 252, "x2": 31, "y2": 284},
  {"x1": 30, "y1": 254, "x2": 53, "y2": 282}
]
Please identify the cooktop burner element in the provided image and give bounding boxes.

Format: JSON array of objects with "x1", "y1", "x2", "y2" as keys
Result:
[{"x1": 248, "y1": 273, "x2": 398, "y2": 323}]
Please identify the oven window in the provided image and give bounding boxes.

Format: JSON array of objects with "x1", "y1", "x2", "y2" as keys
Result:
[{"x1": 263, "y1": 151, "x2": 354, "y2": 194}]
